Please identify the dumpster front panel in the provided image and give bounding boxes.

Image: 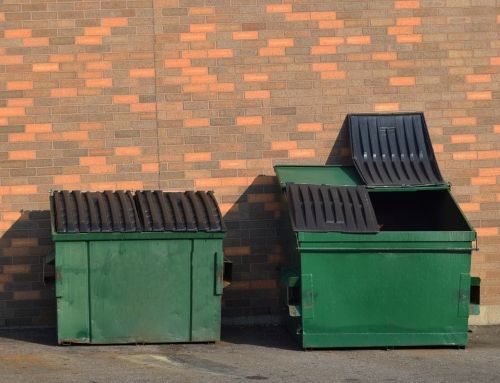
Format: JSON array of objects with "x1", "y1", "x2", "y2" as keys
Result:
[
  {"x1": 299, "y1": 248, "x2": 471, "y2": 348},
  {"x1": 88, "y1": 240, "x2": 192, "y2": 344}
]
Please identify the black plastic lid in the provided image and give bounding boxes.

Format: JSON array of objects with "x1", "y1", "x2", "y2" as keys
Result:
[
  {"x1": 51, "y1": 190, "x2": 142, "y2": 233},
  {"x1": 135, "y1": 190, "x2": 226, "y2": 232},
  {"x1": 348, "y1": 113, "x2": 445, "y2": 187},
  {"x1": 285, "y1": 183, "x2": 379, "y2": 233}
]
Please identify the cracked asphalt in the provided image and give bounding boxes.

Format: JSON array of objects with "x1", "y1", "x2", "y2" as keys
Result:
[{"x1": 0, "y1": 326, "x2": 499, "y2": 383}]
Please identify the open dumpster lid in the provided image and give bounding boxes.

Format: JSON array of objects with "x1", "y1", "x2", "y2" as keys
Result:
[
  {"x1": 348, "y1": 113, "x2": 445, "y2": 187},
  {"x1": 135, "y1": 190, "x2": 226, "y2": 232},
  {"x1": 285, "y1": 183, "x2": 379, "y2": 233},
  {"x1": 51, "y1": 190, "x2": 142, "y2": 233}
]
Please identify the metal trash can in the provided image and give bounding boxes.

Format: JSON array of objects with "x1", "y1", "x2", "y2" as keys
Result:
[
  {"x1": 51, "y1": 190, "x2": 226, "y2": 344},
  {"x1": 275, "y1": 112, "x2": 480, "y2": 349}
]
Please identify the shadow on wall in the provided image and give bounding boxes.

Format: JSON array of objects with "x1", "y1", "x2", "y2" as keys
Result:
[
  {"x1": 221, "y1": 118, "x2": 352, "y2": 324},
  {"x1": 0, "y1": 210, "x2": 56, "y2": 327}
]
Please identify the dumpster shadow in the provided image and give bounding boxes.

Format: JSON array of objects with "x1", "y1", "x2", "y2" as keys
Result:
[
  {"x1": 221, "y1": 325, "x2": 300, "y2": 351},
  {"x1": 0, "y1": 210, "x2": 56, "y2": 344},
  {"x1": 325, "y1": 115, "x2": 353, "y2": 166}
]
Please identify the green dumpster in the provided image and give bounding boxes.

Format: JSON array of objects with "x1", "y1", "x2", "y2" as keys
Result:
[
  {"x1": 51, "y1": 190, "x2": 226, "y2": 345},
  {"x1": 275, "y1": 112, "x2": 479, "y2": 349}
]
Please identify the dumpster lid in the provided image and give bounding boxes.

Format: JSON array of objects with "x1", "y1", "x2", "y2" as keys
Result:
[
  {"x1": 51, "y1": 190, "x2": 142, "y2": 233},
  {"x1": 285, "y1": 183, "x2": 379, "y2": 233},
  {"x1": 348, "y1": 113, "x2": 445, "y2": 187},
  {"x1": 135, "y1": 190, "x2": 226, "y2": 232}
]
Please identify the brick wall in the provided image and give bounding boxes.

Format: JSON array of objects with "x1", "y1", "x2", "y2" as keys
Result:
[{"x1": 0, "y1": 1, "x2": 498, "y2": 326}]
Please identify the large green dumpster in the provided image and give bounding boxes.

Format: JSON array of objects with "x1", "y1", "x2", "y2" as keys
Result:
[
  {"x1": 51, "y1": 190, "x2": 226, "y2": 345},
  {"x1": 275, "y1": 112, "x2": 479, "y2": 349}
]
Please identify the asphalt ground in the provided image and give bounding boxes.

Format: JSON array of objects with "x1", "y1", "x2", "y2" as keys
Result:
[{"x1": 0, "y1": 325, "x2": 499, "y2": 383}]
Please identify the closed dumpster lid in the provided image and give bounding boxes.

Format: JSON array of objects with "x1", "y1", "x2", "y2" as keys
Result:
[
  {"x1": 51, "y1": 190, "x2": 142, "y2": 233},
  {"x1": 348, "y1": 112, "x2": 445, "y2": 187},
  {"x1": 135, "y1": 190, "x2": 226, "y2": 232},
  {"x1": 285, "y1": 183, "x2": 379, "y2": 233}
]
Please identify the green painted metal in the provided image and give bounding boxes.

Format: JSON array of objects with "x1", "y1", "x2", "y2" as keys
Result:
[
  {"x1": 54, "y1": 235, "x2": 224, "y2": 344},
  {"x1": 276, "y1": 164, "x2": 477, "y2": 349}
]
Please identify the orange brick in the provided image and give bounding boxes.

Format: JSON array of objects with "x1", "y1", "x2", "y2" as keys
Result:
[
  {"x1": 266, "y1": 4, "x2": 292, "y2": 13},
  {"x1": 7, "y1": 98, "x2": 33, "y2": 107},
  {"x1": 372, "y1": 52, "x2": 397, "y2": 61},
  {"x1": 10, "y1": 185, "x2": 37, "y2": 195},
  {"x1": 0, "y1": 12, "x2": 4, "y2": 22},
  {"x1": 182, "y1": 67, "x2": 208, "y2": 76},
  {"x1": 452, "y1": 117, "x2": 477, "y2": 126},
  {"x1": 115, "y1": 147, "x2": 141, "y2": 156},
  {"x1": 84, "y1": 26, "x2": 111, "y2": 36},
  {"x1": 478, "y1": 151, "x2": 500, "y2": 159},
  {"x1": 5, "y1": 29, "x2": 31, "y2": 38},
  {"x1": 243, "y1": 73, "x2": 269, "y2": 82},
  {"x1": 190, "y1": 75, "x2": 217, "y2": 84},
  {"x1": 101, "y1": 17, "x2": 128, "y2": 27},
  {"x1": 221, "y1": 177, "x2": 251, "y2": 187},
  {"x1": 185, "y1": 152, "x2": 211, "y2": 162},
  {"x1": 207, "y1": 49, "x2": 233, "y2": 58},
  {"x1": 479, "y1": 168, "x2": 500, "y2": 176},
  {"x1": 245, "y1": 90, "x2": 270, "y2": 99},
  {"x1": 311, "y1": 11, "x2": 337, "y2": 20},
  {"x1": 390, "y1": 76, "x2": 416, "y2": 86},
  {"x1": 25, "y1": 123, "x2": 52, "y2": 133},
  {"x1": 75, "y1": 36, "x2": 102, "y2": 45},
  {"x1": 189, "y1": 7, "x2": 214, "y2": 15},
  {"x1": 23, "y1": 37, "x2": 49, "y2": 46},
  {"x1": 7, "y1": 81, "x2": 33, "y2": 90},
  {"x1": 54, "y1": 175, "x2": 81, "y2": 184},
  {"x1": 220, "y1": 160, "x2": 246, "y2": 169},
  {"x1": 165, "y1": 59, "x2": 191, "y2": 68},
  {"x1": 3, "y1": 265, "x2": 30, "y2": 274},
  {"x1": 452, "y1": 151, "x2": 477, "y2": 160},
  {"x1": 460, "y1": 202, "x2": 480, "y2": 212},
  {"x1": 321, "y1": 71, "x2": 346, "y2": 80},
  {"x1": 9, "y1": 133, "x2": 35, "y2": 142},
  {"x1": 129, "y1": 68, "x2": 155, "y2": 78},
  {"x1": 13, "y1": 290, "x2": 40, "y2": 300},
  {"x1": 396, "y1": 17, "x2": 421, "y2": 26},
  {"x1": 248, "y1": 193, "x2": 275, "y2": 203},
  {"x1": 433, "y1": 143, "x2": 443, "y2": 153},
  {"x1": 209, "y1": 83, "x2": 235, "y2": 92},
  {"x1": 236, "y1": 116, "x2": 263, "y2": 125},
  {"x1": 0, "y1": 55, "x2": 23, "y2": 65},
  {"x1": 395, "y1": 0, "x2": 420, "y2": 9},
  {"x1": 476, "y1": 227, "x2": 498, "y2": 236},
  {"x1": 142, "y1": 163, "x2": 159, "y2": 173},
  {"x1": 184, "y1": 118, "x2": 210, "y2": 127},
  {"x1": 8, "y1": 151, "x2": 36, "y2": 160},
  {"x1": 51, "y1": 88, "x2": 77, "y2": 97},
  {"x1": 312, "y1": 62, "x2": 337, "y2": 71},
  {"x1": 195, "y1": 178, "x2": 222, "y2": 188},
  {"x1": 233, "y1": 31, "x2": 258, "y2": 40},
  {"x1": 491, "y1": 57, "x2": 500, "y2": 65},
  {"x1": 32, "y1": 63, "x2": 59, "y2": 72},
  {"x1": 268, "y1": 38, "x2": 294, "y2": 48},
  {"x1": 298, "y1": 123, "x2": 323, "y2": 132},
  {"x1": 374, "y1": 103, "x2": 400, "y2": 112},
  {"x1": 318, "y1": 20, "x2": 344, "y2": 29},
  {"x1": 396, "y1": 34, "x2": 422, "y2": 43},
  {"x1": 62, "y1": 131, "x2": 89, "y2": 141},
  {"x1": 494, "y1": 125, "x2": 500, "y2": 133},
  {"x1": 130, "y1": 103, "x2": 156, "y2": 112},
  {"x1": 259, "y1": 47, "x2": 285, "y2": 56},
  {"x1": 88, "y1": 165, "x2": 115, "y2": 174},
  {"x1": 466, "y1": 74, "x2": 492, "y2": 83},
  {"x1": 0, "y1": 107, "x2": 25, "y2": 117},
  {"x1": 80, "y1": 156, "x2": 106, "y2": 166},
  {"x1": 86, "y1": 61, "x2": 112, "y2": 70},
  {"x1": 471, "y1": 177, "x2": 496, "y2": 185},
  {"x1": 225, "y1": 246, "x2": 251, "y2": 256},
  {"x1": 319, "y1": 36, "x2": 344, "y2": 46},
  {"x1": 190, "y1": 23, "x2": 216, "y2": 33},
  {"x1": 311, "y1": 46, "x2": 337, "y2": 55},
  {"x1": 85, "y1": 78, "x2": 112, "y2": 87},
  {"x1": 113, "y1": 95, "x2": 139, "y2": 104},
  {"x1": 388, "y1": 26, "x2": 414, "y2": 35},
  {"x1": 467, "y1": 91, "x2": 492, "y2": 100},
  {"x1": 285, "y1": 12, "x2": 310, "y2": 21},
  {"x1": 50, "y1": 54, "x2": 75, "y2": 62},
  {"x1": 180, "y1": 32, "x2": 206, "y2": 42},
  {"x1": 346, "y1": 35, "x2": 371, "y2": 45},
  {"x1": 116, "y1": 181, "x2": 143, "y2": 190},
  {"x1": 451, "y1": 134, "x2": 476, "y2": 144},
  {"x1": 272, "y1": 141, "x2": 297, "y2": 150},
  {"x1": 289, "y1": 149, "x2": 315, "y2": 158}
]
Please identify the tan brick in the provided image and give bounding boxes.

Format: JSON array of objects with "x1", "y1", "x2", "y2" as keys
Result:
[{"x1": 220, "y1": 160, "x2": 246, "y2": 169}]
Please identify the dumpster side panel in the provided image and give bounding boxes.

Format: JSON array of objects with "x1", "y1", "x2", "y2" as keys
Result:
[
  {"x1": 191, "y1": 239, "x2": 223, "y2": 341},
  {"x1": 88, "y1": 240, "x2": 192, "y2": 343},
  {"x1": 300, "y1": 248, "x2": 471, "y2": 348},
  {"x1": 55, "y1": 241, "x2": 90, "y2": 344}
]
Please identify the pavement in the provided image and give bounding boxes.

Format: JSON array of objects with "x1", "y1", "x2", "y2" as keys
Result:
[{"x1": 0, "y1": 326, "x2": 499, "y2": 383}]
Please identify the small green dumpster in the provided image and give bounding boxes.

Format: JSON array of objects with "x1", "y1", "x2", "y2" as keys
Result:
[
  {"x1": 275, "y1": 112, "x2": 479, "y2": 349},
  {"x1": 51, "y1": 190, "x2": 226, "y2": 345}
]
